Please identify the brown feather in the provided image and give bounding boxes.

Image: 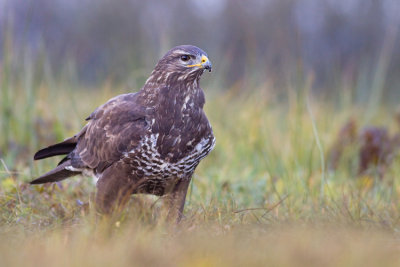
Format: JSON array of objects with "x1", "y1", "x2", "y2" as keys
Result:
[
  {"x1": 34, "y1": 137, "x2": 77, "y2": 160},
  {"x1": 30, "y1": 160, "x2": 80, "y2": 184}
]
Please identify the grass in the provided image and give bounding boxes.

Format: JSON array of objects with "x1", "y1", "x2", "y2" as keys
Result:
[{"x1": 1, "y1": 48, "x2": 400, "y2": 265}]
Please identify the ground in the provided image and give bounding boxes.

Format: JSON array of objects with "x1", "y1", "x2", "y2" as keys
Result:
[{"x1": 1, "y1": 81, "x2": 400, "y2": 266}]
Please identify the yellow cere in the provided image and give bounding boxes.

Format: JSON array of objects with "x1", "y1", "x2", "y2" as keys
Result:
[{"x1": 188, "y1": 55, "x2": 209, "y2": 68}]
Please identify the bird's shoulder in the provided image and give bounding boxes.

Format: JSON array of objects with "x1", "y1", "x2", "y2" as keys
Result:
[
  {"x1": 86, "y1": 93, "x2": 146, "y2": 121},
  {"x1": 73, "y1": 92, "x2": 151, "y2": 170}
]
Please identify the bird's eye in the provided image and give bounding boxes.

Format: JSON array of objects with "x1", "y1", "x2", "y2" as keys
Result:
[{"x1": 180, "y1": 55, "x2": 190, "y2": 61}]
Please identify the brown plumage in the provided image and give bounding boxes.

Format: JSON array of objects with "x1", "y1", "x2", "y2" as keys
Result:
[{"x1": 31, "y1": 45, "x2": 215, "y2": 221}]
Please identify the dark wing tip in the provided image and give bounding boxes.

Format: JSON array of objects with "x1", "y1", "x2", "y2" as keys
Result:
[
  {"x1": 33, "y1": 149, "x2": 46, "y2": 160},
  {"x1": 29, "y1": 179, "x2": 44, "y2": 185},
  {"x1": 29, "y1": 160, "x2": 80, "y2": 184},
  {"x1": 29, "y1": 175, "x2": 52, "y2": 184},
  {"x1": 33, "y1": 142, "x2": 77, "y2": 160}
]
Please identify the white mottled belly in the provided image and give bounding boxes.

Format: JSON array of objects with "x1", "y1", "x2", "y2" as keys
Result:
[{"x1": 122, "y1": 133, "x2": 215, "y2": 179}]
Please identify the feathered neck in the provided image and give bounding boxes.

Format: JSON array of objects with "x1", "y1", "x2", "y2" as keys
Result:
[{"x1": 141, "y1": 67, "x2": 203, "y2": 97}]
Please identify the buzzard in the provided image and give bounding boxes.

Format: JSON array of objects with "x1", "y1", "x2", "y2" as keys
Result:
[{"x1": 31, "y1": 45, "x2": 215, "y2": 221}]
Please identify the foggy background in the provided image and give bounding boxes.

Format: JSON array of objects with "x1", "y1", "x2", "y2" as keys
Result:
[{"x1": 1, "y1": 0, "x2": 400, "y2": 99}]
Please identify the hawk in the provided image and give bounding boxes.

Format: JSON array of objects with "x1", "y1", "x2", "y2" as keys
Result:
[{"x1": 31, "y1": 45, "x2": 215, "y2": 221}]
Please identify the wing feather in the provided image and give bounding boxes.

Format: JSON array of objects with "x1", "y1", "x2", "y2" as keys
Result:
[{"x1": 73, "y1": 93, "x2": 149, "y2": 171}]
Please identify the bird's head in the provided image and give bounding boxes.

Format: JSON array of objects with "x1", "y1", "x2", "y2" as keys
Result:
[
  {"x1": 146, "y1": 45, "x2": 212, "y2": 86},
  {"x1": 161, "y1": 45, "x2": 212, "y2": 73}
]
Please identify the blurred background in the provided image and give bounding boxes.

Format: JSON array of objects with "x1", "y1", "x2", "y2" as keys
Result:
[
  {"x1": 1, "y1": 0, "x2": 399, "y2": 98},
  {"x1": 2, "y1": 0, "x2": 400, "y2": 246}
]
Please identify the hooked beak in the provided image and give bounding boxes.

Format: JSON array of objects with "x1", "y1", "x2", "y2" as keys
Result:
[
  {"x1": 188, "y1": 55, "x2": 212, "y2": 72},
  {"x1": 201, "y1": 55, "x2": 212, "y2": 72}
]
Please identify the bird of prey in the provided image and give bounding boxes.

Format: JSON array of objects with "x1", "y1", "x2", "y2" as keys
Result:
[{"x1": 31, "y1": 45, "x2": 215, "y2": 221}]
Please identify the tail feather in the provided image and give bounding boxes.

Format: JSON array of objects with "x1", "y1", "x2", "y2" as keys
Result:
[
  {"x1": 30, "y1": 160, "x2": 81, "y2": 184},
  {"x1": 57, "y1": 156, "x2": 69, "y2": 166},
  {"x1": 34, "y1": 137, "x2": 77, "y2": 160}
]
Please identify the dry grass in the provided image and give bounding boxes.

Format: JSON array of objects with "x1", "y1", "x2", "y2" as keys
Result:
[
  {"x1": 1, "y1": 222, "x2": 400, "y2": 267},
  {"x1": 1, "y1": 80, "x2": 400, "y2": 266}
]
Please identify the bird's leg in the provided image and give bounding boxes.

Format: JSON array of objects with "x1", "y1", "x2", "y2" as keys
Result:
[
  {"x1": 95, "y1": 165, "x2": 135, "y2": 216},
  {"x1": 164, "y1": 178, "x2": 191, "y2": 223},
  {"x1": 96, "y1": 178, "x2": 132, "y2": 215}
]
